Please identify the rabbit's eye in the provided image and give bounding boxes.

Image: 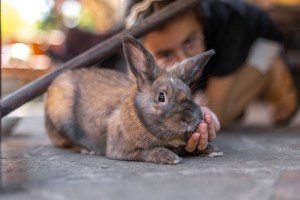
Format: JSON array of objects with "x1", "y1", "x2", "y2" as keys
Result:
[{"x1": 157, "y1": 92, "x2": 166, "y2": 102}]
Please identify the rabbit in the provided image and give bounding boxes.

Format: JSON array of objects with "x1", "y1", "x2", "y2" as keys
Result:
[{"x1": 45, "y1": 35, "x2": 220, "y2": 165}]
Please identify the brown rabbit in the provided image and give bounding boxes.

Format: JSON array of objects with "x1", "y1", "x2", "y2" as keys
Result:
[{"x1": 45, "y1": 35, "x2": 217, "y2": 164}]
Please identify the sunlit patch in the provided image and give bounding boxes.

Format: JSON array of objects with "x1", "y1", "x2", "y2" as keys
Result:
[
  {"x1": 5, "y1": 0, "x2": 54, "y2": 25},
  {"x1": 61, "y1": 0, "x2": 82, "y2": 28},
  {"x1": 10, "y1": 43, "x2": 32, "y2": 61}
]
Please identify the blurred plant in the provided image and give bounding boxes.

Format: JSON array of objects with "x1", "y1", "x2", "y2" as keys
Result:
[
  {"x1": 80, "y1": 0, "x2": 121, "y2": 33},
  {"x1": 1, "y1": 0, "x2": 56, "y2": 42},
  {"x1": 1, "y1": 1, "x2": 30, "y2": 41},
  {"x1": 36, "y1": 0, "x2": 122, "y2": 34}
]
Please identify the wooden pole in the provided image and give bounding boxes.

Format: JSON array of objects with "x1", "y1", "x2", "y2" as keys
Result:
[{"x1": 1, "y1": 0, "x2": 200, "y2": 117}]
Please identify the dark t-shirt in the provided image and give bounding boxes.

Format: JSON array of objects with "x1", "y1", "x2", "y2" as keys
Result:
[{"x1": 196, "y1": 0, "x2": 283, "y2": 89}]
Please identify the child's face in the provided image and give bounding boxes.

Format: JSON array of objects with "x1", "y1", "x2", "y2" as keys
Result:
[{"x1": 142, "y1": 10, "x2": 205, "y2": 67}]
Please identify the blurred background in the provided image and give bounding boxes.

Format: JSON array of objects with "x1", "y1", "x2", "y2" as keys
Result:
[
  {"x1": 1, "y1": 0, "x2": 125, "y2": 133},
  {"x1": 1, "y1": 0, "x2": 125, "y2": 97},
  {"x1": 1, "y1": 0, "x2": 300, "y2": 133}
]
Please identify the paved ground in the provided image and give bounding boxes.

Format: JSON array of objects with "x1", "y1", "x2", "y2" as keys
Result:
[{"x1": 1, "y1": 102, "x2": 300, "y2": 200}]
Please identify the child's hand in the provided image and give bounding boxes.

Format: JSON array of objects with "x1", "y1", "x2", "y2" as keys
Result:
[{"x1": 185, "y1": 107, "x2": 220, "y2": 152}]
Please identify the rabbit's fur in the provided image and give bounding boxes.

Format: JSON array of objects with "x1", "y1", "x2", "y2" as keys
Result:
[{"x1": 45, "y1": 36, "x2": 215, "y2": 164}]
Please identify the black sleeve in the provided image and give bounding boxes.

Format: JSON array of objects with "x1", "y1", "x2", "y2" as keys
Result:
[{"x1": 200, "y1": 0, "x2": 283, "y2": 77}]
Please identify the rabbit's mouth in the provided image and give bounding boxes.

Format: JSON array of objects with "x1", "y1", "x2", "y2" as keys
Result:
[
  {"x1": 184, "y1": 123, "x2": 198, "y2": 139},
  {"x1": 183, "y1": 114, "x2": 203, "y2": 139}
]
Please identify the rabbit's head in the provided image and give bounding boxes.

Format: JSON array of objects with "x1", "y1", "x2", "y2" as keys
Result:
[{"x1": 123, "y1": 35, "x2": 215, "y2": 140}]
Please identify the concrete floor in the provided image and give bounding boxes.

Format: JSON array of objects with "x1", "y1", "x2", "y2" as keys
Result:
[{"x1": 1, "y1": 102, "x2": 300, "y2": 200}]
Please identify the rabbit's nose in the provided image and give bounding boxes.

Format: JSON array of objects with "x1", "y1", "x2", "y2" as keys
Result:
[{"x1": 182, "y1": 109, "x2": 195, "y2": 124}]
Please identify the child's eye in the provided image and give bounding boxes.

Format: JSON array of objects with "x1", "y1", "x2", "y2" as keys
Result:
[
  {"x1": 157, "y1": 91, "x2": 166, "y2": 102},
  {"x1": 157, "y1": 51, "x2": 173, "y2": 60},
  {"x1": 156, "y1": 51, "x2": 176, "y2": 65}
]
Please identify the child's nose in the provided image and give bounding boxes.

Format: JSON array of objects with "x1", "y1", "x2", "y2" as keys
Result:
[{"x1": 175, "y1": 51, "x2": 189, "y2": 63}]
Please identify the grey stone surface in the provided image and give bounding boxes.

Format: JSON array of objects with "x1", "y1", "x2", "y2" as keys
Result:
[{"x1": 1, "y1": 104, "x2": 300, "y2": 200}]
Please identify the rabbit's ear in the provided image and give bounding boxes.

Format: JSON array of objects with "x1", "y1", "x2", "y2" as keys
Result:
[
  {"x1": 122, "y1": 35, "x2": 158, "y2": 88},
  {"x1": 173, "y1": 50, "x2": 215, "y2": 84}
]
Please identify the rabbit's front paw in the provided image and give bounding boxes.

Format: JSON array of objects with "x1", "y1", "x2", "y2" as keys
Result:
[
  {"x1": 198, "y1": 144, "x2": 223, "y2": 157},
  {"x1": 143, "y1": 147, "x2": 182, "y2": 165}
]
